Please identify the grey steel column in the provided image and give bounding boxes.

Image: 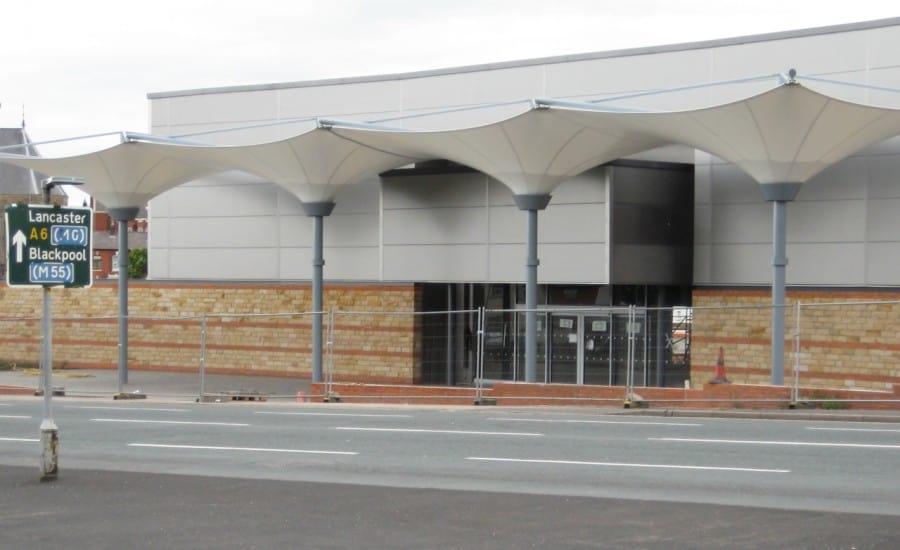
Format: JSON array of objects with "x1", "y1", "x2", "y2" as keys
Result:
[
  {"x1": 513, "y1": 194, "x2": 551, "y2": 383},
  {"x1": 301, "y1": 201, "x2": 335, "y2": 384},
  {"x1": 761, "y1": 183, "x2": 800, "y2": 386},
  {"x1": 109, "y1": 207, "x2": 139, "y2": 393}
]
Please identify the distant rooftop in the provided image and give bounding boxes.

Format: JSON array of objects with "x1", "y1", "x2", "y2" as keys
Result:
[{"x1": 0, "y1": 127, "x2": 65, "y2": 198}]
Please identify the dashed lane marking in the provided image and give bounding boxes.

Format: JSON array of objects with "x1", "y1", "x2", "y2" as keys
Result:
[
  {"x1": 466, "y1": 456, "x2": 789, "y2": 473},
  {"x1": 129, "y1": 443, "x2": 357, "y2": 455}
]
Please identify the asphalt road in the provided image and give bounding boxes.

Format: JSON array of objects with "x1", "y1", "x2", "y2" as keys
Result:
[{"x1": 2, "y1": 397, "x2": 900, "y2": 548}]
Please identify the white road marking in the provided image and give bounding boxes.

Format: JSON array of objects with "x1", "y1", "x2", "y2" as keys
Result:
[
  {"x1": 69, "y1": 406, "x2": 190, "y2": 412},
  {"x1": 466, "y1": 457, "x2": 790, "y2": 473},
  {"x1": 336, "y1": 427, "x2": 542, "y2": 437},
  {"x1": 130, "y1": 443, "x2": 357, "y2": 455},
  {"x1": 0, "y1": 415, "x2": 31, "y2": 419},
  {"x1": 92, "y1": 419, "x2": 249, "y2": 427},
  {"x1": 652, "y1": 437, "x2": 900, "y2": 449},
  {"x1": 256, "y1": 412, "x2": 413, "y2": 418},
  {"x1": 488, "y1": 417, "x2": 701, "y2": 427},
  {"x1": 0, "y1": 437, "x2": 39, "y2": 442},
  {"x1": 807, "y1": 427, "x2": 900, "y2": 434}
]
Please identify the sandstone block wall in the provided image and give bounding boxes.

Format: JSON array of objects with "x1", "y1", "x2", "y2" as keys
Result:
[
  {"x1": 0, "y1": 281, "x2": 421, "y2": 383},
  {"x1": 692, "y1": 289, "x2": 900, "y2": 392}
]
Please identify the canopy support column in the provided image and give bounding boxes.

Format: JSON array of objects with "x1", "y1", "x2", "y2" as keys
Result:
[
  {"x1": 513, "y1": 194, "x2": 551, "y2": 383},
  {"x1": 302, "y1": 202, "x2": 336, "y2": 384},
  {"x1": 761, "y1": 183, "x2": 800, "y2": 386},
  {"x1": 109, "y1": 207, "x2": 140, "y2": 394}
]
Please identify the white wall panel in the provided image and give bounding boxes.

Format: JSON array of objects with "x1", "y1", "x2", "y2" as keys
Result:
[
  {"x1": 867, "y1": 243, "x2": 900, "y2": 285},
  {"x1": 790, "y1": 201, "x2": 866, "y2": 243},
  {"x1": 709, "y1": 203, "x2": 771, "y2": 244},
  {"x1": 383, "y1": 245, "x2": 488, "y2": 281},
  {"x1": 167, "y1": 248, "x2": 279, "y2": 279},
  {"x1": 170, "y1": 217, "x2": 278, "y2": 248},
  {"x1": 866, "y1": 199, "x2": 900, "y2": 241},
  {"x1": 383, "y1": 208, "x2": 487, "y2": 245},
  {"x1": 789, "y1": 244, "x2": 866, "y2": 285}
]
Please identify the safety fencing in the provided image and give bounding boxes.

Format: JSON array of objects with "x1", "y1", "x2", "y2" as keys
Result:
[{"x1": 1, "y1": 300, "x2": 899, "y2": 408}]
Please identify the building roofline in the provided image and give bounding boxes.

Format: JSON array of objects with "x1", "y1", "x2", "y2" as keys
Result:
[{"x1": 148, "y1": 17, "x2": 900, "y2": 100}]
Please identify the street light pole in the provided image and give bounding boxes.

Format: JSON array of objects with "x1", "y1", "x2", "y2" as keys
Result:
[{"x1": 38, "y1": 176, "x2": 84, "y2": 481}]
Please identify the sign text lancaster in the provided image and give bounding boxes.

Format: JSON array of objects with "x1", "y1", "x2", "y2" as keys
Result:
[{"x1": 5, "y1": 204, "x2": 93, "y2": 288}]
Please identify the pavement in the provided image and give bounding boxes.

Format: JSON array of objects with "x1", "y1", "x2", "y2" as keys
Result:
[{"x1": 2, "y1": 366, "x2": 900, "y2": 423}]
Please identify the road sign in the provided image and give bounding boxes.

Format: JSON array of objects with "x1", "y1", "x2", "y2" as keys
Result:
[{"x1": 5, "y1": 204, "x2": 93, "y2": 288}]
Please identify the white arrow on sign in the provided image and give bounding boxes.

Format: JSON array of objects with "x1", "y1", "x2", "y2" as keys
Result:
[{"x1": 11, "y1": 230, "x2": 26, "y2": 263}]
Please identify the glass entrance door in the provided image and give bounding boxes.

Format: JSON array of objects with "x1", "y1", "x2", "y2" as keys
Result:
[
  {"x1": 549, "y1": 313, "x2": 579, "y2": 383},
  {"x1": 583, "y1": 314, "x2": 612, "y2": 384}
]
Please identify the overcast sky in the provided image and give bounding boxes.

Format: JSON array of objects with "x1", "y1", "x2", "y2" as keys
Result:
[{"x1": 1, "y1": 0, "x2": 898, "y2": 146}]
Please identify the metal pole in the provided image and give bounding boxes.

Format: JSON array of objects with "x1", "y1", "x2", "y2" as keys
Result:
[
  {"x1": 108, "y1": 207, "x2": 139, "y2": 394},
  {"x1": 513, "y1": 194, "x2": 551, "y2": 383},
  {"x1": 301, "y1": 202, "x2": 335, "y2": 384},
  {"x1": 771, "y1": 200, "x2": 788, "y2": 386},
  {"x1": 198, "y1": 314, "x2": 208, "y2": 401},
  {"x1": 761, "y1": 183, "x2": 800, "y2": 386},
  {"x1": 40, "y1": 285, "x2": 58, "y2": 481}
]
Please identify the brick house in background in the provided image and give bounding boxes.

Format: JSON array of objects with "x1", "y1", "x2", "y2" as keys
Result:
[{"x1": 91, "y1": 202, "x2": 148, "y2": 279}]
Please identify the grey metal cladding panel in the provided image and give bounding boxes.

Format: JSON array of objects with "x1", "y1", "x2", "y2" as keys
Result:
[
  {"x1": 488, "y1": 206, "x2": 526, "y2": 244},
  {"x1": 165, "y1": 89, "x2": 281, "y2": 126},
  {"x1": 383, "y1": 173, "x2": 488, "y2": 209},
  {"x1": 869, "y1": 27, "x2": 900, "y2": 69},
  {"x1": 487, "y1": 243, "x2": 608, "y2": 285},
  {"x1": 277, "y1": 80, "x2": 403, "y2": 119},
  {"x1": 540, "y1": 203, "x2": 607, "y2": 243},
  {"x1": 709, "y1": 31, "x2": 867, "y2": 81},
  {"x1": 167, "y1": 248, "x2": 280, "y2": 279},
  {"x1": 170, "y1": 217, "x2": 279, "y2": 248},
  {"x1": 274, "y1": 178, "x2": 381, "y2": 216},
  {"x1": 709, "y1": 203, "x2": 770, "y2": 244},
  {"x1": 709, "y1": 244, "x2": 771, "y2": 285},
  {"x1": 544, "y1": 49, "x2": 711, "y2": 99},
  {"x1": 693, "y1": 244, "x2": 712, "y2": 284},
  {"x1": 487, "y1": 178, "x2": 517, "y2": 207},
  {"x1": 400, "y1": 65, "x2": 545, "y2": 111},
  {"x1": 279, "y1": 213, "x2": 378, "y2": 248},
  {"x1": 789, "y1": 244, "x2": 865, "y2": 285},
  {"x1": 534, "y1": 243, "x2": 608, "y2": 284},
  {"x1": 708, "y1": 165, "x2": 763, "y2": 203},
  {"x1": 168, "y1": 183, "x2": 278, "y2": 217},
  {"x1": 867, "y1": 242, "x2": 900, "y2": 285},
  {"x1": 148, "y1": 248, "x2": 169, "y2": 279},
  {"x1": 611, "y1": 245, "x2": 693, "y2": 285},
  {"x1": 382, "y1": 245, "x2": 488, "y2": 281},
  {"x1": 279, "y1": 247, "x2": 379, "y2": 280},
  {"x1": 866, "y1": 155, "x2": 900, "y2": 199},
  {"x1": 548, "y1": 169, "x2": 608, "y2": 204},
  {"x1": 790, "y1": 200, "x2": 866, "y2": 243},
  {"x1": 866, "y1": 198, "x2": 900, "y2": 241},
  {"x1": 694, "y1": 203, "x2": 713, "y2": 245},
  {"x1": 798, "y1": 157, "x2": 867, "y2": 201},
  {"x1": 383, "y1": 208, "x2": 487, "y2": 245}
]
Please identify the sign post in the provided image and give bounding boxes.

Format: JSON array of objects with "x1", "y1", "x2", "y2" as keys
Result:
[{"x1": 5, "y1": 189, "x2": 91, "y2": 481}]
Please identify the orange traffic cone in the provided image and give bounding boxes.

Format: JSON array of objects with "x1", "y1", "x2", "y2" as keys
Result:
[{"x1": 709, "y1": 346, "x2": 731, "y2": 384}]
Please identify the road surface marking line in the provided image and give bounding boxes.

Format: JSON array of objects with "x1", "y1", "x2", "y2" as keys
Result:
[
  {"x1": 256, "y1": 412, "x2": 413, "y2": 418},
  {"x1": 0, "y1": 415, "x2": 31, "y2": 419},
  {"x1": 70, "y1": 406, "x2": 190, "y2": 412},
  {"x1": 807, "y1": 427, "x2": 900, "y2": 433},
  {"x1": 651, "y1": 437, "x2": 900, "y2": 449},
  {"x1": 92, "y1": 419, "x2": 249, "y2": 427},
  {"x1": 0, "y1": 437, "x2": 39, "y2": 442},
  {"x1": 488, "y1": 417, "x2": 701, "y2": 426},
  {"x1": 336, "y1": 427, "x2": 543, "y2": 437},
  {"x1": 129, "y1": 443, "x2": 357, "y2": 455},
  {"x1": 466, "y1": 457, "x2": 789, "y2": 473}
]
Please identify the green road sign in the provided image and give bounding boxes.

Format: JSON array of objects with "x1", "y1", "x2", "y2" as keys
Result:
[{"x1": 5, "y1": 204, "x2": 93, "y2": 288}]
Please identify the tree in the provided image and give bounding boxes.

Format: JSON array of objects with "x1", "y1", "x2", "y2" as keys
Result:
[{"x1": 128, "y1": 248, "x2": 147, "y2": 279}]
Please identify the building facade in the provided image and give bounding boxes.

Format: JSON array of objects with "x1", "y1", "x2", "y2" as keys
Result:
[{"x1": 144, "y1": 18, "x2": 900, "y2": 389}]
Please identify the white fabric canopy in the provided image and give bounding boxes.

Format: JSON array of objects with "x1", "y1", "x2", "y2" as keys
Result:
[
  {"x1": 185, "y1": 124, "x2": 417, "y2": 203},
  {"x1": 548, "y1": 82, "x2": 900, "y2": 186},
  {"x1": 328, "y1": 106, "x2": 666, "y2": 196},
  {"x1": 0, "y1": 133, "x2": 223, "y2": 209}
]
